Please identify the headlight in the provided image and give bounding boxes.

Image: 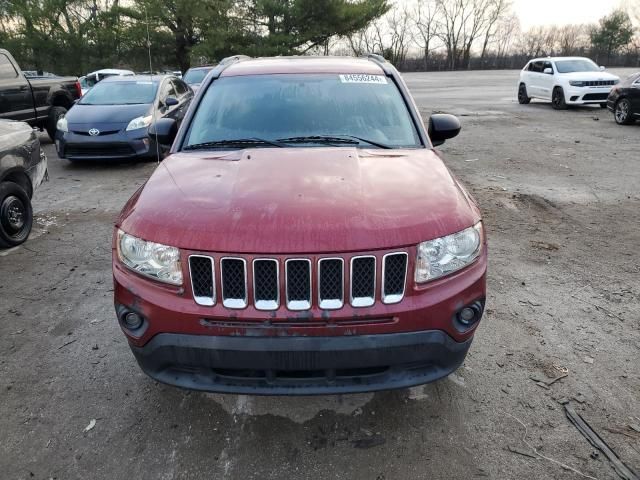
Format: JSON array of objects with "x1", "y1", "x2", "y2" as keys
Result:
[
  {"x1": 117, "y1": 230, "x2": 182, "y2": 285},
  {"x1": 569, "y1": 81, "x2": 585, "y2": 87},
  {"x1": 415, "y1": 223, "x2": 483, "y2": 283},
  {"x1": 56, "y1": 116, "x2": 68, "y2": 132},
  {"x1": 126, "y1": 115, "x2": 153, "y2": 131}
]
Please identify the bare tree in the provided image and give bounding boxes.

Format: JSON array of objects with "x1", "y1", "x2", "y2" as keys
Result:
[
  {"x1": 413, "y1": 0, "x2": 441, "y2": 70},
  {"x1": 479, "y1": 0, "x2": 512, "y2": 60}
]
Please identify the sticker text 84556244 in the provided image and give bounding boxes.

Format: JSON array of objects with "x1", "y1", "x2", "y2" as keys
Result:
[{"x1": 339, "y1": 74, "x2": 388, "y2": 84}]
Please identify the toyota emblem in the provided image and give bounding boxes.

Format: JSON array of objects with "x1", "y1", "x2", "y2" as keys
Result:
[{"x1": 88, "y1": 128, "x2": 100, "y2": 136}]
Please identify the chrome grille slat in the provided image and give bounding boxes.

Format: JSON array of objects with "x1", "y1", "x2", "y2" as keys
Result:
[
  {"x1": 189, "y1": 255, "x2": 215, "y2": 306},
  {"x1": 286, "y1": 259, "x2": 311, "y2": 310},
  {"x1": 220, "y1": 257, "x2": 247, "y2": 309},
  {"x1": 253, "y1": 259, "x2": 279, "y2": 310},
  {"x1": 350, "y1": 256, "x2": 376, "y2": 307},
  {"x1": 318, "y1": 258, "x2": 344, "y2": 310},
  {"x1": 382, "y1": 253, "x2": 408, "y2": 304}
]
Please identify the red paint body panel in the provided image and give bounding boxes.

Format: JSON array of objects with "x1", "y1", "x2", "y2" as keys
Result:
[{"x1": 117, "y1": 148, "x2": 481, "y2": 254}]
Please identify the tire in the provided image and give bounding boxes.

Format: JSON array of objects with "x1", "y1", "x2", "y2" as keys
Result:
[
  {"x1": 614, "y1": 98, "x2": 634, "y2": 125},
  {"x1": 46, "y1": 105, "x2": 67, "y2": 141},
  {"x1": 518, "y1": 83, "x2": 531, "y2": 104},
  {"x1": 551, "y1": 87, "x2": 567, "y2": 110},
  {"x1": 0, "y1": 182, "x2": 33, "y2": 248},
  {"x1": 600, "y1": 103, "x2": 607, "y2": 109}
]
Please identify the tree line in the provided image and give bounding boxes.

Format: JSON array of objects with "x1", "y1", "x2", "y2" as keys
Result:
[{"x1": 1, "y1": 0, "x2": 639, "y2": 76}]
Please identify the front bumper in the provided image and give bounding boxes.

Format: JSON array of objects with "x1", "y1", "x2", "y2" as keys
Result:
[
  {"x1": 565, "y1": 86, "x2": 613, "y2": 104},
  {"x1": 56, "y1": 128, "x2": 157, "y2": 160},
  {"x1": 130, "y1": 330, "x2": 473, "y2": 395}
]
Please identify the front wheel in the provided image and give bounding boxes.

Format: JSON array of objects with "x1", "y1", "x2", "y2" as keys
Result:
[
  {"x1": 518, "y1": 84, "x2": 531, "y2": 104},
  {"x1": 614, "y1": 98, "x2": 634, "y2": 125},
  {"x1": 0, "y1": 182, "x2": 33, "y2": 248},
  {"x1": 600, "y1": 103, "x2": 608, "y2": 109},
  {"x1": 46, "y1": 106, "x2": 67, "y2": 141},
  {"x1": 551, "y1": 87, "x2": 567, "y2": 110}
]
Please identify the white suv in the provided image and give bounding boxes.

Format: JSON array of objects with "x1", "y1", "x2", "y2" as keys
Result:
[{"x1": 518, "y1": 57, "x2": 620, "y2": 109}]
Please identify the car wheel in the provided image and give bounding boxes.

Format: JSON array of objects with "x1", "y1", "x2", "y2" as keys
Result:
[
  {"x1": 518, "y1": 84, "x2": 531, "y2": 104},
  {"x1": 46, "y1": 106, "x2": 67, "y2": 141},
  {"x1": 600, "y1": 103, "x2": 607, "y2": 109},
  {"x1": 551, "y1": 87, "x2": 567, "y2": 110},
  {"x1": 0, "y1": 182, "x2": 33, "y2": 248},
  {"x1": 614, "y1": 98, "x2": 634, "y2": 125}
]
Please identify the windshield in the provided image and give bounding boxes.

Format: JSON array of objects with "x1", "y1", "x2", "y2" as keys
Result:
[
  {"x1": 555, "y1": 59, "x2": 600, "y2": 73},
  {"x1": 183, "y1": 68, "x2": 212, "y2": 85},
  {"x1": 184, "y1": 74, "x2": 421, "y2": 149},
  {"x1": 79, "y1": 80, "x2": 158, "y2": 105}
]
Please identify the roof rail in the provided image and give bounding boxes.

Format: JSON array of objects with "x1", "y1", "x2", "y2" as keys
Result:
[
  {"x1": 364, "y1": 53, "x2": 387, "y2": 64},
  {"x1": 219, "y1": 55, "x2": 251, "y2": 66},
  {"x1": 361, "y1": 53, "x2": 393, "y2": 74},
  {"x1": 210, "y1": 55, "x2": 251, "y2": 79}
]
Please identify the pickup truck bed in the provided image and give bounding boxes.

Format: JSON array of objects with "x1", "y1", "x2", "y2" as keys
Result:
[{"x1": 0, "y1": 49, "x2": 81, "y2": 140}]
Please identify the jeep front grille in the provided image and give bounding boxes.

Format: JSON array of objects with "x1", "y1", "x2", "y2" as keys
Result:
[
  {"x1": 220, "y1": 258, "x2": 247, "y2": 308},
  {"x1": 189, "y1": 251, "x2": 408, "y2": 311},
  {"x1": 285, "y1": 259, "x2": 312, "y2": 310},
  {"x1": 318, "y1": 258, "x2": 344, "y2": 309},
  {"x1": 382, "y1": 253, "x2": 408, "y2": 304},
  {"x1": 189, "y1": 255, "x2": 215, "y2": 306},
  {"x1": 253, "y1": 259, "x2": 279, "y2": 310}
]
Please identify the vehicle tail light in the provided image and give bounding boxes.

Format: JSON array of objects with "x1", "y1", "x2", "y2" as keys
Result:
[{"x1": 75, "y1": 80, "x2": 82, "y2": 97}]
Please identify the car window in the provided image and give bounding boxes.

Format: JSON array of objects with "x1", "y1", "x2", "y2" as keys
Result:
[
  {"x1": 183, "y1": 68, "x2": 212, "y2": 85},
  {"x1": 185, "y1": 73, "x2": 421, "y2": 149},
  {"x1": 159, "y1": 80, "x2": 177, "y2": 101},
  {"x1": 173, "y1": 79, "x2": 188, "y2": 95},
  {"x1": 0, "y1": 54, "x2": 19, "y2": 80},
  {"x1": 79, "y1": 80, "x2": 158, "y2": 105}
]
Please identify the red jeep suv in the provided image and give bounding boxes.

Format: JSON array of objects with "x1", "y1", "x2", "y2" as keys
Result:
[{"x1": 112, "y1": 55, "x2": 487, "y2": 395}]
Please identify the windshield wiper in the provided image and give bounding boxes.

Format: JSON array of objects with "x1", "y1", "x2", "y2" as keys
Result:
[
  {"x1": 184, "y1": 138, "x2": 285, "y2": 150},
  {"x1": 276, "y1": 135, "x2": 391, "y2": 149}
]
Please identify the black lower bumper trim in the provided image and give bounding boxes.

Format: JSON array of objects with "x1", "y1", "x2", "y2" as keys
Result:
[{"x1": 130, "y1": 330, "x2": 473, "y2": 395}]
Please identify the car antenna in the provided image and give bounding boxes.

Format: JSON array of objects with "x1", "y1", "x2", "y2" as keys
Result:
[{"x1": 145, "y1": 7, "x2": 161, "y2": 164}]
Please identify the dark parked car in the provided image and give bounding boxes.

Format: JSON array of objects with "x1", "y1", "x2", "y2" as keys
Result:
[
  {"x1": 113, "y1": 55, "x2": 487, "y2": 395},
  {"x1": 56, "y1": 75, "x2": 193, "y2": 161},
  {"x1": 607, "y1": 72, "x2": 640, "y2": 125},
  {"x1": 182, "y1": 66, "x2": 214, "y2": 93},
  {"x1": 0, "y1": 49, "x2": 81, "y2": 140},
  {"x1": 0, "y1": 119, "x2": 47, "y2": 248}
]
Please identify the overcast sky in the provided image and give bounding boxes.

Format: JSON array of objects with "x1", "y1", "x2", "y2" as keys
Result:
[{"x1": 512, "y1": 0, "x2": 624, "y2": 29}]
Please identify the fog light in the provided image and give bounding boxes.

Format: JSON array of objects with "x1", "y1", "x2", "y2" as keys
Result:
[
  {"x1": 123, "y1": 312, "x2": 143, "y2": 330},
  {"x1": 459, "y1": 307, "x2": 476, "y2": 325}
]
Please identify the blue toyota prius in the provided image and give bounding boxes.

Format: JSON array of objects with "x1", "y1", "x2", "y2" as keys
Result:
[{"x1": 55, "y1": 75, "x2": 192, "y2": 161}]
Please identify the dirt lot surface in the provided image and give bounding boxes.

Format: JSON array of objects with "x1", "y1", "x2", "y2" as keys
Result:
[{"x1": 1, "y1": 69, "x2": 639, "y2": 479}]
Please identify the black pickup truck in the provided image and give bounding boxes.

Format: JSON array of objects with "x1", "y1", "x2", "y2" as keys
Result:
[{"x1": 0, "y1": 49, "x2": 81, "y2": 140}]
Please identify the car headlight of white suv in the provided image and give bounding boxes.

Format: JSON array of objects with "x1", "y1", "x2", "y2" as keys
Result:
[
  {"x1": 415, "y1": 222, "x2": 483, "y2": 283},
  {"x1": 117, "y1": 230, "x2": 182, "y2": 285}
]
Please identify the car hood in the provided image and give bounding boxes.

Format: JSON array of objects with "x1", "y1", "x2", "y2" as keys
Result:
[
  {"x1": 117, "y1": 148, "x2": 481, "y2": 253},
  {"x1": 66, "y1": 103, "x2": 151, "y2": 128},
  {"x1": 560, "y1": 71, "x2": 620, "y2": 81}
]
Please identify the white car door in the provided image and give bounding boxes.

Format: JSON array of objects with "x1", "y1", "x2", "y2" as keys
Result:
[
  {"x1": 537, "y1": 60, "x2": 555, "y2": 99},
  {"x1": 526, "y1": 61, "x2": 546, "y2": 98}
]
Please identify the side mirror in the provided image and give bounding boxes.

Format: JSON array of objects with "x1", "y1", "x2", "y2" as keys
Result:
[
  {"x1": 149, "y1": 118, "x2": 178, "y2": 146},
  {"x1": 600, "y1": 65, "x2": 606, "y2": 71},
  {"x1": 428, "y1": 114, "x2": 461, "y2": 147},
  {"x1": 543, "y1": 67, "x2": 553, "y2": 74},
  {"x1": 165, "y1": 96, "x2": 179, "y2": 107}
]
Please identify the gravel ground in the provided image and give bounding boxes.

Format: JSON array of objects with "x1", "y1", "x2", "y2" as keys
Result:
[{"x1": 1, "y1": 68, "x2": 639, "y2": 480}]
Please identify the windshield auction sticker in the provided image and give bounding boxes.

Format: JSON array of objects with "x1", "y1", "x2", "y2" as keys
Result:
[{"x1": 339, "y1": 74, "x2": 388, "y2": 84}]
